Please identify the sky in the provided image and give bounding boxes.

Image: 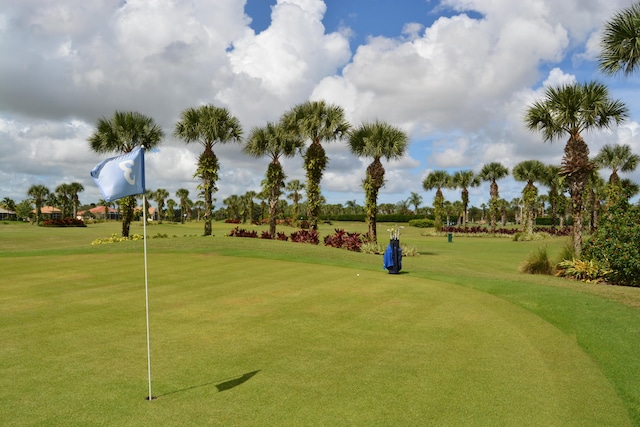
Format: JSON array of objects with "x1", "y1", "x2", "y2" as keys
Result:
[{"x1": 1, "y1": 0, "x2": 640, "y2": 211}]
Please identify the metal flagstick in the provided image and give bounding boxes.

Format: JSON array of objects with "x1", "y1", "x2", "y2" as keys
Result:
[{"x1": 141, "y1": 154, "x2": 153, "y2": 401}]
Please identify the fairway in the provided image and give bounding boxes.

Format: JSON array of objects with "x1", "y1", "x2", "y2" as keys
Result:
[{"x1": 1, "y1": 221, "x2": 639, "y2": 426}]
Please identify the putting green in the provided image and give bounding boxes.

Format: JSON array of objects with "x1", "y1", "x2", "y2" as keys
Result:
[{"x1": 1, "y1": 253, "x2": 631, "y2": 426}]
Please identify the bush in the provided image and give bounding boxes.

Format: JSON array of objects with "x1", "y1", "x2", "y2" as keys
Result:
[
  {"x1": 513, "y1": 232, "x2": 551, "y2": 241},
  {"x1": 555, "y1": 258, "x2": 612, "y2": 283},
  {"x1": 583, "y1": 197, "x2": 640, "y2": 286},
  {"x1": 361, "y1": 242, "x2": 383, "y2": 254},
  {"x1": 409, "y1": 218, "x2": 434, "y2": 228},
  {"x1": 400, "y1": 243, "x2": 419, "y2": 257},
  {"x1": 520, "y1": 246, "x2": 553, "y2": 275},
  {"x1": 228, "y1": 227, "x2": 258, "y2": 238},
  {"x1": 43, "y1": 217, "x2": 87, "y2": 227},
  {"x1": 323, "y1": 229, "x2": 363, "y2": 252},
  {"x1": 290, "y1": 229, "x2": 319, "y2": 245}
]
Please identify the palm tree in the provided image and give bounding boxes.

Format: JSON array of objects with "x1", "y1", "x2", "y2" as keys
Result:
[
  {"x1": 174, "y1": 105, "x2": 243, "y2": 236},
  {"x1": 244, "y1": 121, "x2": 303, "y2": 236},
  {"x1": 450, "y1": 170, "x2": 480, "y2": 228},
  {"x1": 423, "y1": 170, "x2": 451, "y2": 231},
  {"x1": 27, "y1": 184, "x2": 50, "y2": 225},
  {"x1": 585, "y1": 170, "x2": 607, "y2": 232},
  {"x1": 165, "y1": 199, "x2": 177, "y2": 222},
  {"x1": 223, "y1": 194, "x2": 242, "y2": 221},
  {"x1": 97, "y1": 198, "x2": 113, "y2": 220},
  {"x1": 244, "y1": 191, "x2": 257, "y2": 224},
  {"x1": 283, "y1": 100, "x2": 350, "y2": 230},
  {"x1": 478, "y1": 162, "x2": 509, "y2": 232},
  {"x1": 348, "y1": 121, "x2": 408, "y2": 243},
  {"x1": 286, "y1": 179, "x2": 305, "y2": 226},
  {"x1": 175, "y1": 188, "x2": 190, "y2": 223},
  {"x1": 525, "y1": 82, "x2": 628, "y2": 256},
  {"x1": 513, "y1": 160, "x2": 547, "y2": 235},
  {"x1": 68, "y1": 182, "x2": 84, "y2": 219},
  {"x1": 599, "y1": 3, "x2": 640, "y2": 76},
  {"x1": 593, "y1": 143, "x2": 640, "y2": 205},
  {"x1": 153, "y1": 188, "x2": 169, "y2": 223},
  {"x1": 88, "y1": 111, "x2": 164, "y2": 237},
  {"x1": 407, "y1": 192, "x2": 423, "y2": 215},
  {"x1": 55, "y1": 183, "x2": 73, "y2": 218}
]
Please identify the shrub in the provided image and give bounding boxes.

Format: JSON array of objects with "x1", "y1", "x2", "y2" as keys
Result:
[
  {"x1": 583, "y1": 197, "x2": 640, "y2": 286},
  {"x1": 43, "y1": 217, "x2": 87, "y2": 227},
  {"x1": 261, "y1": 231, "x2": 273, "y2": 239},
  {"x1": 290, "y1": 229, "x2": 319, "y2": 245},
  {"x1": 409, "y1": 218, "x2": 434, "y2": 228},
  {"x1": 228, "y1": 227, "x2": 258, "y2": 238},
  {"x1": 323, "y1": 229, "x2": 363, "y2": 252},
  {"x1": 400, "y1": 243, "x2": 419, "y2": 257},
  {"x1": 361, "y1": 242, "x2": 382, "y2": 254},
  {"x1": 224, "y1": 219, "x2": 241, "y2": 224},
  {"x1": 513, "y1": 232, "x2": 551, "y2": 241},
  {"x1": 520, "y1": 246, "x2": 553, "y2": 275},
  {"x1": 276, "y1": 232, "x2": 289, "y2": 241},
  {"x1": 555, "y1": 258, "x2": 612, "y2": 283}
]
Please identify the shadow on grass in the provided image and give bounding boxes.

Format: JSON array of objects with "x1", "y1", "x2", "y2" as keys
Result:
[{"x1": 156, "y1": 370, "x2": 260, "y2": 398}]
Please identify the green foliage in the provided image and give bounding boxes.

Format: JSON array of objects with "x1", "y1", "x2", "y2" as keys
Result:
[
  {"x1": 360, "y1": 242, "x2": 382, "y2": 254},
  {"x1": 400, "y1": 243, "x2": 419, "y2": 257},
  {"x1": 520, "y1": 246, "x2": 554, "y2": 275},
  {"x1": 512, "y1": 232, "x2": 551, "y2": 241},
  {"x1": 583, "y1": 197, "x2": 640, "y2": 286},
  {"x1": 555, "y1": 258, "x2": 612, "y2": 283},
  {"x1": 409, "y1": 218, "x2": 435, "y2": 228},
  {"x1": 91, "y1": 233, "x2": 146, "y2": 244}
]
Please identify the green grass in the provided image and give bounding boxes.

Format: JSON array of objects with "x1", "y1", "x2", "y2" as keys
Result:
[{"x1": 1, "y1": 220, "x2": 640, "y2": 426}]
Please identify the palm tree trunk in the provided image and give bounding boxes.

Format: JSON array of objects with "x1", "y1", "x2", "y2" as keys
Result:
[{"x1": 561, "y1": 134, "x2": 592, "y2": 257}]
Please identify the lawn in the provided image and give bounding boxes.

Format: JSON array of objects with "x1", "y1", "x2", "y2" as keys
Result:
[{"x1": 1, "y1": 220, "x2": 639, "y2": 426}]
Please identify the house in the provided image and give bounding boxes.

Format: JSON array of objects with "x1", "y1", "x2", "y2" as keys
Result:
[
  {"x1": 0, "y1": 207, "x2": 17, "y2": 220},
  {"x1": 77, "y1": 206, "x2": 120, "y2": 220},
  {"x1": 35, "y1": 206, "x2": 62, "y2": 219}
]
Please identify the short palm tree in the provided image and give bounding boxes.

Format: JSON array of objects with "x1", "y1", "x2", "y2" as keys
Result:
[
  {"x1": 88, "y1": 111, "x2": 164, "y2": 237},
  {"x1": 423, "y1": 170, "x2": 451, "y2": 231},
  {"x1": 408, "y1": 192, "x2": 423, "y2": 215},
  {"x1": 525, "y1": 81, "x2": 627, "y2": 256},
  {"x1": 593, "y1": 144, "x2": 639, "y2": 205},
  {"x1": 97, "y1": 198, "x2": 113, "y2": 220},
  {"x1": 599, "y1": 2, "x2": 640, "y2": 76},
  {"x1": 478, "y1": 162, "x2": 509, "y2": 232},
  {"x1": 68, "y1": 182, "x2": 84, "y2": 219},
  {"x1": 55, "y1": 183, "x2": 73, "y2": 218},
  {"x1": 513, "y1": 160, "x2": 547, "y2": 235},
  {"x1": 174, "y1": 105, "x2": 243, "y2": 236},
  {"x1": 283, "y1": 100, "x2": 350, "y2": 230},
  {"x1": 153, "y1": 188, "x2": 169, "y2": 223},
  {"x1": 450, "y1": 170, "x2": 480, "y2": 228},
  {"x1": 175, "y1": 188, "x2": 190, "y2": 223},
  {"x1": 348, "y1": 121, "x2": 408, "y2": 243},
  {"x1": 27, "y1": 184, "x2": 50, "y2": 225},
  {"x1": 244, "y1": 121, "x2": 303, "y2": 236},
  {"x1": 286, "y1": 180, "x2": 305, "y2": 226},
  {"x1": 165, "y1": 199, "x2": 177, "y2": 222}
]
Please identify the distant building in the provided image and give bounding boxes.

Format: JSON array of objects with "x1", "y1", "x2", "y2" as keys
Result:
[{"x1": 0, "y1": 207, "x2": 17, "y2": 220}]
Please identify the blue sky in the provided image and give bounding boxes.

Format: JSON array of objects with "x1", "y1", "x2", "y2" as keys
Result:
[{"x1": 1, "y1": 0, "x2": 639, "y2": 209}]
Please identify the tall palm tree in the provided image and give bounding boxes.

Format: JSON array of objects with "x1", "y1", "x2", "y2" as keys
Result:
[
  {"x1": 27, "y1": 184, "x2": 50, "y2": 225},
  {"x1": 286, "y1": 179, "x2": 305, "y2": 226},
  {"x1": 423, "y1": 170, "x2": 451, "y2": 231},
  {"x1": 450, "y1": 170, "x2": 480, "y2": 228},
  {"x1": 593, "y1": 144, "x2": 639, "y2": 205},
  {"x1": 243, "y1": 191, "x2": 257, "y2": 224},
  {"x1": 68, "y1": 182, "x2": 84, "y2": 219},
  {"x1": 407, "y1": 192, "x2": 423, "y2": 215},
  {"x1": 174, "y1": 105, "x2": 242, "y2": 236},
  {"x1": 585, "y1": 170, "x2": 607, "y2": 232},
  {"x1": 599, "y1": 3, "x2": 640, "y2": 76},
  {"x1": 153, "y1": 188, "x2": 169, "y2": 223},
  {"x1": 244, "y1": 121, "x2": 303, "y2": 236},
  {"x1": 525, "y1": 82, "x2": 627, "y2": 256},
  {"x1": 513, "y1": 160, "x2": 547, "y2": 235},
  {"x1": 175, "y1": 188, "x2": 190, "y2": 223},
  {"x1": 88, "y1": 110, "x2": 164, "y2": 237},
  {"x1": 283, "y1": 100, "x2": 350, "y2": 230},
  {"x1": 348, "y1": 121, "x2": 408, "y2": 243},
  {"x1": 478, "y1": 162, "x2": 509, "y2": 232}
]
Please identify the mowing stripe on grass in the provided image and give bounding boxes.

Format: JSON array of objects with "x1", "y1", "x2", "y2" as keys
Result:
[{"x1": 1, "y1": 253, "x2": 630, "y2": 426}]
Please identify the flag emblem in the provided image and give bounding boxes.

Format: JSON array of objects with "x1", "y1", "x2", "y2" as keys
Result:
[{"x1": 91, "y1": 147, "x2": 145, "y2": 202}]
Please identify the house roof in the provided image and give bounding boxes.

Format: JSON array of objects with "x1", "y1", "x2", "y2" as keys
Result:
[{"x1": 33, "y1": 206, "x2": 61, "y2": 214}]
